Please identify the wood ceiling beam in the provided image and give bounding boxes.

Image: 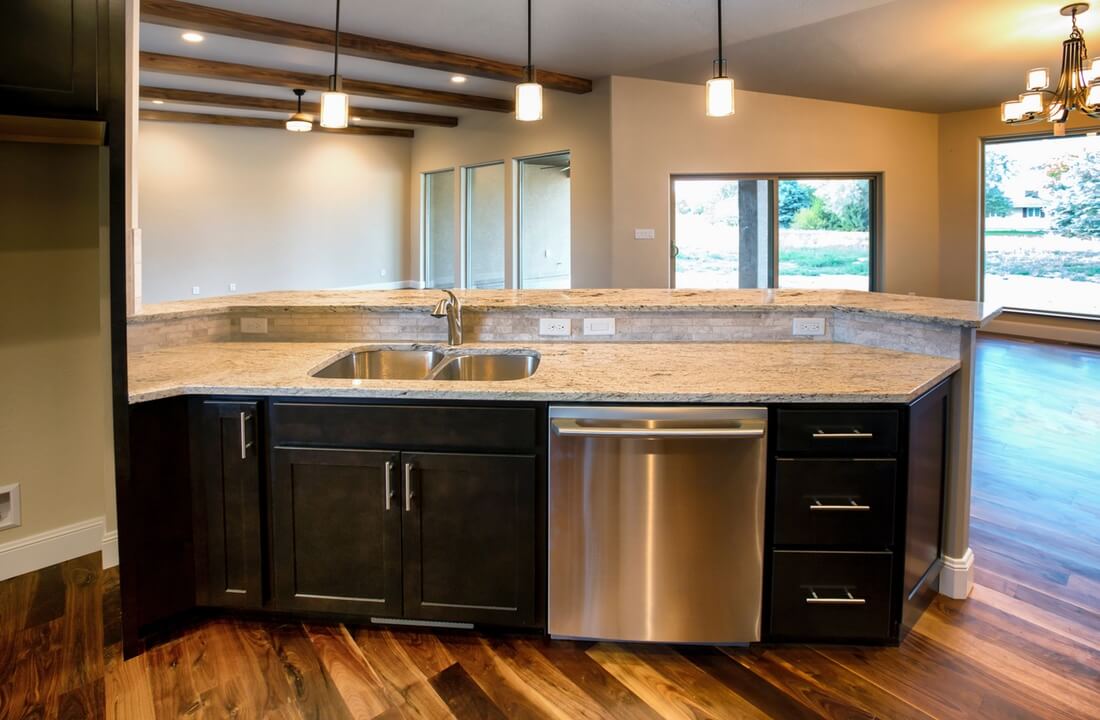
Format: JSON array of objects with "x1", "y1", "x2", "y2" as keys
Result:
[
  {"x1": 140, "y1": 0, "x2": 593, "y2": 94},
  {"x1": 139, "y1": 109, "x2": 415, "y2": 137},
  {"x1": 140, "y1": 86, "x2": 458, "y2": 127},
  {"x1": 140, "y1": 52, "x2": 512, "y2": 113}
]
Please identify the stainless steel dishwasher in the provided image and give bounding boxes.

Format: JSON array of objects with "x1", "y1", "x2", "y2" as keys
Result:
[{"x1": 548, "y1": 405, "x2": 767, "y2": 644}]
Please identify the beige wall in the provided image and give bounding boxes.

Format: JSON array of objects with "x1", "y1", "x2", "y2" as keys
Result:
[
  {"x1": 139, "y1": 121, "x2": 411, "y2": 304},
  {"x1": 608, "y1": 76, "x2": 942, "y2": 294},
  {"x1": 0, "y1": 142, "x2": 108, "y2": 545},
  {"x1": 409, "y1": 80, "x2": 611, "y2": 288}
]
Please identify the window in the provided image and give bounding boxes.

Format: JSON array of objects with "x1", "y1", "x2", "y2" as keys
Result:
[
  {"x1": 464, "y1": 162, "x2": 505, "y2": 289},
  {"x1": 517, "y1": 152, "x2": 571, "y2": 288},
  {"x1": 671, "y1": 175, "x2": 878, "y2": 290},
  {"x1": 423, "y1": 170, "x2": 455, "y2": 288},
  {"x1": 983, "y1": 133, "x2": 1100, "y2": 317}
]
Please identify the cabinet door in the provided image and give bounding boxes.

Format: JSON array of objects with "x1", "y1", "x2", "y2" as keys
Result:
[
  {"x1": 196, "y1": 401, "x2": 263, "y2": 608},
  {"x1": 0, "y1": 0, "x2": 103, "y2": 117},
  {"x1": 271, "y1": 447, "x2": 402, "y2": 617},
  {"x1": 402, "y1": 452, "x2": 537, "y2": 627}
]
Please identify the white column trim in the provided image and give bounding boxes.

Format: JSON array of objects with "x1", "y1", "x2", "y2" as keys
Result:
[{"x1": 938, "y1": 547, "x2": 975, "y2": 599}]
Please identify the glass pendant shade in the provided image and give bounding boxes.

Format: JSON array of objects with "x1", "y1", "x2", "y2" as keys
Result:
[
  {"x1": 515, "y1": 81, "x2": 543, "y2": 122},
  {"x1": 1027, "y1": 67, "x2": 1050, "y2": 90},
  {"x1": 1088, "y1": 81, "x2": 1100, "y2": 106},
  {"x1": 320, "y1": 82, "x2": 349, "y2": 129},
  {"x1": 1085, "y1": 59, "x2": 1100, "y2": 83},
  {"x1": 706, "y1": 76, "x2": 735, "y2": 117},
  {"x1": 286, "y1": 114, "x2": 313, "y2": 132},
  {"x1": 1001, "y1": 100, "x2": 1025, "y2": 122},
  {"x1": 1019, "y1": 91, "x2": 1044, "y2": 115}
]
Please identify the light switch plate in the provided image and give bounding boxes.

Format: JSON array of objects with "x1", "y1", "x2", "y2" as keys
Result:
[
  {"x1": 634, "y1": 228, "x2": 656, "y2": 240},
  {"x1": 539, "y1": 318, "x2": 571, "y2": 336},
  {"x1": 792, "y1": 317, "x2": 826, "y2": 336},
  {"x1": 240, "y1": 317, "x2": 269, "y2": 334},
  {"x1": 583, "y1": 317, "x2": 616, "y2": 336},
  {"x1": 191, "y1": 286, "x2": 201, "y2": 295},
  {"x1": 0, "y1": 484, "x2": 21, "y2": 531}
]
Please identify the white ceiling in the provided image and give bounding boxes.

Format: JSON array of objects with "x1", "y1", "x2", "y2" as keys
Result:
[{"x1": 139, "y1": 0, "x2": 1100, "y2": 123}]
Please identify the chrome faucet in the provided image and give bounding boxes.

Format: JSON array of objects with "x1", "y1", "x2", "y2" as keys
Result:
[{"x1": 430, "y1": 289, "x2": 463, "y2": 345}]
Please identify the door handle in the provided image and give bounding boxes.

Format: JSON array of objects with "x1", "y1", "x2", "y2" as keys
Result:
[
  {"x1": 813, "y1": 429, "x2": 873, "y2": 439},
  {"x1": 810, "y1": 499, "x2": 871, "y2": 512},
  {"x1": 239, "y1": 411, "x2": 254, "y2": 459},
  {"x1": 403, "y1": 462, "x2": 415, "y2": 512},
  {"x1": 384, "y1": 460, "x2": 395, "y2": 511},
  {"x1": 551, "y1": 418, "x2": 765, "y2": 439}
]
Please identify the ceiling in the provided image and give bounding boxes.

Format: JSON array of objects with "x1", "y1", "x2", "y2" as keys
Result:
[{"x1": 139, "y1": 0, "x2": 1100, "y2": 127}]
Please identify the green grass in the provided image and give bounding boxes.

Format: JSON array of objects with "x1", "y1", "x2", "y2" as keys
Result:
[
  {"x1": 778, "y1": 246, "x2": 868, "y2": 276},
  {"x1": 985, "y1": 250, "x2": 1100, "y2": 281},
  {"x1": 985, "y1": 229, "x2": 1045, "y2": 236}
]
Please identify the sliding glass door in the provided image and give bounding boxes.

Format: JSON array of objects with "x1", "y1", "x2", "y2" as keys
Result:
[
  {"x1": 464, "y1": 162, "x2": 506, "y2": 290},
  {"x1": 672, "y1": 175, "x2": 878, "y2": 290},
  {"x1": 423, "y1": 170, "x2": 455, "y2": 289},
  {"x1": 517, "y1": 152, "x2": 571, "y2": 288}
]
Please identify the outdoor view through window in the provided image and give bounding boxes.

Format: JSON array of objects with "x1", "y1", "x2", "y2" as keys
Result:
[
  {"x1": 673, "y1": 177, "x2": 873, "y2": 290},
  {"x1": 984, "y1": 133, "x2": 1100, "y2": 317}
]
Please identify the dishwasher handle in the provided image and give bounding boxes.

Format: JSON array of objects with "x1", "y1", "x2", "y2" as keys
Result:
[{"x1": 551, "y1": 418, "x2": 765, "y2": 440}]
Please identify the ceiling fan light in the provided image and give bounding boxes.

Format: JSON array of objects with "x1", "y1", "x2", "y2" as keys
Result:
[
  {"x1": 1001, "y1": 100, "x2": 1025, "y2": 123},
  {"x1": 1027, "y1": 67, "x2": 1050, "y2": 91},
  {"x1": 515, "y1": 81, "x2": 543, "y2": 122},
  {"x1": 706, "y1": 76, "x2": 735, "y2": 117},
  {"x1": 1019, "y1": 91, "x2": 1044, "y2": 115}
]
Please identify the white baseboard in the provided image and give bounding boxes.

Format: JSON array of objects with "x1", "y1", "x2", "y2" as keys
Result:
[
  {"x1": 984, "y1": 316, "x2": 1100, "y2": 347},
  {"x1": 937, "y1": 548, "x2": 975, "y2": 599},
  {"x1": 0, "y1": 517, "x2": 111, "y2": 581},
  {"x1": 101, "y1": 530, "x2": 119, "y2": 570}
]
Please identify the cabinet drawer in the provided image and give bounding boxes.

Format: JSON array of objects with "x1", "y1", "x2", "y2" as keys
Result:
[
  {"x1": 270, "y1": 402, "x2": 538, "y2": 453},
  {"x1": 769, "y1": 550, "x2": 893, "y2": 642},
  {"x1": 776, "y1": 409, "x2": 899, "y2": 455},
  {"x1": 774, "y1": 460, "x2": 896, "y2": 547}
]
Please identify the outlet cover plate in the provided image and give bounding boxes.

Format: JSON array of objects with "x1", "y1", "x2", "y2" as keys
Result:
[
  {"x1": 583, "y1": 317, "x2": 616, "y2": 336},
  {"x1": 539, "y1": 318, "x2": 571, "y2": 336},
  {"x1": 0, "y1": 483, "x2": 21, "y2": 530},
  {"x1": 792, "y1": 317, "x2": 826, "y2": 336}
]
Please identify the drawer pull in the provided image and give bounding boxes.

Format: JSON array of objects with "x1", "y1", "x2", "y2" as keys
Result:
[
  {"x1": 806, "y1": 588, "x2": 866, "y2": 605},
  {"x1": 404, "y1": 462, "x2": 415, "y2": 512},
  {"x1": 239, "y1": 412, "x2": 254, "y2": 459},
  {"x1": 813, "y1": 429, "x2": 874, "y2": 439},
  {"x1": 810, "y1": 499, "x2": 871, "y2": 512},
  {"x1": 384, "y1": 460, "x2": 395, "y2": 511}
]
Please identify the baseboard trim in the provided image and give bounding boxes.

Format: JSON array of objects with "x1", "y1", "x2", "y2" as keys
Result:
[
  {"x1": 101, "y1": 530, "x2": 119, "y2": 570},
  {"x1": 937, "y1": 548, "x2": 975, "y2": 599},
  {"x1": 0, "y1": 517, "x2": 108, "y2": 581},
  {"x1": 983, "y1": 316, "x2": 1100, "y2": 348}
]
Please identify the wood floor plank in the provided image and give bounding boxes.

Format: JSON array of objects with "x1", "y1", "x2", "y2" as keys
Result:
[
  {"x1": 144, "y1": 637, "x2": 205, "y2": 719},
  {"x1": 438, "y1": 634, "x2": 566, "y2": 720},
  {"x1": 58, "y1": 554, "x2": 105, "y2": 695},
  {"x1": 304, "y1": 623, "x2": 394, "y2": 719},
  {"x1": 678, "y1": 645, "x2": 825, "y2": 720},
  {"x1": 58, "y1": 677, "x2": 105, "y2": 720},
  {"x1": 387, "y1": 630, "x2": 456, "y2": 680},
  {"x1": 532, "y1": 639, "x2": 663, "y2": 720},
  {"x1": 5, "y1": 619, "x2": 66, "y2": 720},
  {"x1": 269, "y1": 623, "x2": 355, "y2": 720},
  {"x1": 484, "y1": 637, "x2": 618, "y2": 720},
  {"x1": 104, "y1": 652, "x2": 156, "y2": 720},
  {"x1": 351, "y1": 626, "x2": 455, "y2": 720},
  {"x1": 427, "y1": 662, "x2": 509, "y2": 720}
]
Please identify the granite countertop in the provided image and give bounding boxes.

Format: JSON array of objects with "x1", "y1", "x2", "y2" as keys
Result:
[
  {"x1": 131, "y1": 289, "x2": 1001, "y2": 328},
  {"x1": 127, "y1": 340, "x2": 960, "y2": 405}
]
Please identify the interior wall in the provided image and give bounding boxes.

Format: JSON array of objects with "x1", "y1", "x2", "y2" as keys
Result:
[
  {"x1": 0, "y1": 142, "x2": 107, "y2": 546},
  {"x1": 608, "y1": 76, "x2": 942, "y2": 294},
  {"x1": 408, "y1": 79, "x2": 611, "y2": 288},
  {"x1": 138, "y1": 121, "x2": 411, "y2": 304}
]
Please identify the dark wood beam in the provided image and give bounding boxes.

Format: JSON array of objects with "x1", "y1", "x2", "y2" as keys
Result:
[
  {"x1": 140, "y1": 0, "x2": 593, "y2": 94},
  {"x1": 140, "y1": 52, "x2": 512, "y2": 113},
  {"x1": 139, "y1": 109, "x2": 414, "y2": 137},
  {"x1": 140, "y1": 86, "x2": 458, "y2": 127}
]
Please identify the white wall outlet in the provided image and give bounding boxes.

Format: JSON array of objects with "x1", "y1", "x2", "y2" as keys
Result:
[
  {"x1": 380, "y1": 268, "x2": 387, "y2": 277},
  {"x1": 792, "y1": 317, "x2": 826, "y2": 336},
  {"x1": 228, "y1": 282, "x2": 237, "y2": 292},
  {"x1": 583, "y1": 317, "x2": 616, "y2": 336},
  {"x1": 634, "y1": 228, "x2": 656, "y2": 240},
  {"x1": 539, "y1": 318, "x2": 571, "y2": 336},
  {"x1": 192, "y1": 286, "x2": 201, "y2": 295},
  {"x1": 240, "y1": 317, "x2": 269, "y2": 334},
  {"x1": 0, "y1": 484, "x2": 21, "y2": 531}
]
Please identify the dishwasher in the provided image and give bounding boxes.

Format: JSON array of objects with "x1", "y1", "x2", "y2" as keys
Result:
[{"x1": 548, "y1": 405, "x2": 767, "y2": 644}]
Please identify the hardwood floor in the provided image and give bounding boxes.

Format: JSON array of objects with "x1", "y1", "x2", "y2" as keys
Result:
[{"x1": 2, "y1": 335, "x2": 1098, "y2": 719}]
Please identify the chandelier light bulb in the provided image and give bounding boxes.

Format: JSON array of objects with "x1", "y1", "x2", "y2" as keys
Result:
[
  {"x1": 1027, "y1": 67, "x2": 1050, "y2": 90},
  {"x1": 1001, "y1": 100, "x2": 1025, "y2": 123},
  {"x1": 1019, "y1": 91, "x2": 1044, "y2": 115}
]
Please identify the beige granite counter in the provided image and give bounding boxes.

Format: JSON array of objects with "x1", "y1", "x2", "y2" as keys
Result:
[
  {"x1": 132, "y1": 288, "x2": 1000, "y2": 328},
  {"x1": 128, "y1": 340, "x2": 959, "y2": 405}
]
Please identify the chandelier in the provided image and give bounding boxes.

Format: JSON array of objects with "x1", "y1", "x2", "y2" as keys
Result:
[{"x1": 1002, "y1": 3, "x2": 1100, "y2": 136}]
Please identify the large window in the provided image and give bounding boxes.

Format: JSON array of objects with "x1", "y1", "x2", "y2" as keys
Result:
[
  {"x1": 464, "y1": 162, "x2": 506, "y2": 289},
  {"x1": 423, "y1": 170, "x2": 455, "y2": 288},
  {"x1": 672, "y1": 175, "x2": 877, "y2": 290},
  {"x1": 517, "y1": 152, "x2": 571, "y2": 288},
  {"x1": 983, "y1": 133, "x2": 1100, "y2": 317}
]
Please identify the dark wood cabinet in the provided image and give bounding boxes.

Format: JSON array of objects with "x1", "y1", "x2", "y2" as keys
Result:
[
  {"x1": 402, "y1": 452, "x2": 538, "y2": 627},
  {"x1": 270, "y1": 447, "x2": 403, "y2": 617},
  {"x1": 0, "y1": 0, "x2": 107, "y2": 118},
  {"x1": 194, "y1": 400, "x2": 264, "y2": 609}
]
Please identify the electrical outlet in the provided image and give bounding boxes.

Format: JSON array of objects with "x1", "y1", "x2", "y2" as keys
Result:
[
  {"x1": 583, "y1": 317, "x2": 616, "y2": 336},
  {"x1": 240, "y1": 317, "x2": 269, "y2": 334},
  {"x1": 792, "y1": 317, "x2": 826, "y2": 336},
  {"x1": 228, "y1": 282, "x2": 237, "y2": 292},
  {"x1": 0, "y1": 484, "x2": 21, "y2": 531},
  {"x1": 539, "y1": 318, "x2": 571, "y2": 336},
  {"x1": 380, "y1": 268, "x2": 387, "y2": 277},
  {"x1": 192, "y1": 286, "x2": 201, "y2": 295},
  {"x1": 634, "y1": 228, "x2": 656, "y2": 240}
]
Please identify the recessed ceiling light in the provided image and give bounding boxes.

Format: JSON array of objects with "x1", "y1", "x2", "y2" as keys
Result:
[
  {"x1": 151, "y1": 99, "x2": 165, "y2": 105},
  {"x1": 181, "y1": 31, "x2": 204, "y2": 43},
  {"x1": 450, "y1": 75, "x2": 467, "y2": 84}
]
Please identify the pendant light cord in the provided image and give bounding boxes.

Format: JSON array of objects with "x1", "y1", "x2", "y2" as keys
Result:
[
  {"x1": 333, "y1": 0, "x2": 341, "y2": 77},
  {"x1": 717, "y1": 0, "x2": 723, "y2": 64},
  {"x1": 527, "y1": 0, "x2": 533, "y2": 79}
]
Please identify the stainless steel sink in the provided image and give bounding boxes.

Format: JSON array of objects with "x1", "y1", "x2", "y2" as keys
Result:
[
  {"x1": 428, "y1": 353, "x2": 540, "y2": 381},
  {"x1": 311, "y1": 348, "x2": 445, "y2": 379}
]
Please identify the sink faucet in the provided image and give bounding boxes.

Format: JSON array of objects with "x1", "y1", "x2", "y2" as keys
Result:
[{"x1": 430, "y1": 289, "x2": 463, "y2": 345}]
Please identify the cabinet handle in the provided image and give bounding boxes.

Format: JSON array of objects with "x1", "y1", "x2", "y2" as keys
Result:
[
  {"x1": 384, "y1": 460, "x2": 395, "y2": 511},
  {"x1": 810, "y1": 499, "x2": 871, "y2": 512},
  {"x1": 813, "y1": 429, "x2": 873, "y2": 439},
  {"x1": 403, "y1": 462, "x2": 415, "y2": 512},
  {"x1": 239, "y1": 411, "x2": 254, "y2": 460},
  {"x1": 805, "y1": 588, "x2": 866, "y2": 605}
]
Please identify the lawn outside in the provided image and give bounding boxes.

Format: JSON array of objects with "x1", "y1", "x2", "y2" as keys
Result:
[{"x1": 984, "y1": 232, "x2": 1100, "y2": 316}]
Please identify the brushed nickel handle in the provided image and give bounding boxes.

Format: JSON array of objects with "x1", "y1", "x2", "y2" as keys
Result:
[
  {"x1": 403, "y1": 462, "x2": 415, "y2": 512},
  {"x1": 810, "y1": 499, "x2": 871, "y2": 512},
  {"x1": 384, "y1": 460, "x2": 395, "y2": 511},
  {"x1": 239, "y1": 412, "x2": 253, "y2": 459},
  {"x1": 805, "y1": 589, "x2": 866, "y2": 605},
  {"x1": 813, "y1": 429, "x2": 873, "y2": 439},
  {"x1": 551, "y1": 418, "x2": 765, "y2": 439}
]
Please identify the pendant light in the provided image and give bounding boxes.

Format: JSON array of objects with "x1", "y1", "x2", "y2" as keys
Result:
[
  {"x1": 706, "y1": 0, "x2": 735, "y2": 117},
  {"x1": 286, "y1": 88, "x2": 313, "y2": 132},
  {"x1": 515, "y1": 0, "x2": 543, "y2": 122},
  {"x1": 320, "y1": 0, "x2": 350, "y2": 129}
]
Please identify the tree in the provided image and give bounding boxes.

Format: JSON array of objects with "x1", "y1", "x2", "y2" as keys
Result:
[
  {"x1": 792, "y1": 196, "x2": 843, "y2": 230},
  {"x1": 835, "y1": 182, "x2": 870, "y2": 231},
  {"x1": 985, "y1": 185, "x2": 1013, "y2": 217},
  {"x1": 778, "y1": 181, "x2": 815, "y2": 228},
  {"x1": 1044, "y1": 151, "x2": 1100, "y2": 239}
]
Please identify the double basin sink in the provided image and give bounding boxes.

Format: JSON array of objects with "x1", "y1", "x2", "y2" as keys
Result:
[{"x1": 311, "y1": 347, "x2": 539, "y2": 382}]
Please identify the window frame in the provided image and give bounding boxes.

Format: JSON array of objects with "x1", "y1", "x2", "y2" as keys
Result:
[
  {"x1": 462, "y1": 160, "x2": 506, "y2": 290},
  {"x1": 669, "y1": 172, "x2": 883, "y2": 291},
  {"x1": 421, "y1": 168, "x2": 456, "y2": 289}
]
